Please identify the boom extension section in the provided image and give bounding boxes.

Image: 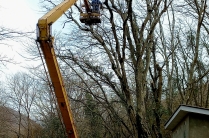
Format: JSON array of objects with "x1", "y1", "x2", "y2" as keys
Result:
[
  {"x1": 36, "y1": 0, "x2": 102, "y2": 137},
  {"x1": 37, "y1": 0, "x2": 78, "y2": 138},
  {"x1": 37, "y1": 0, "x2": 78, "y2": 41}
]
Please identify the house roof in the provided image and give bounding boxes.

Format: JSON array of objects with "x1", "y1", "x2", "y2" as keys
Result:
[{"x1": 164, "y1": 105, "x2": 209, "y2": 130}]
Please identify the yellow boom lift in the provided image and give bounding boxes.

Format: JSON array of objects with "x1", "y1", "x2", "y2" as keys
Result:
[{"x1": 36, "y1": 0, "x2": 101, "y2": 137}]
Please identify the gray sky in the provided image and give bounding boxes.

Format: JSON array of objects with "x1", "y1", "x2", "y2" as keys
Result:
[
  {"x1": 0, "y1": 0, "x2": 80, "y2": 75},
  {"x1": 0, "y1": 0, "x2": 40, "y2": 30},
  {"x1": 0, "y1": 0, "x2": 41, "y2": 74}
]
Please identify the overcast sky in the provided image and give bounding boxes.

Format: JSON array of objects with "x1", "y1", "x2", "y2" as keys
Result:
[
  {"x1": 0, "y1": 0, "x2": 40, "y2": 30},
  {"x1": 0, "y1": 0, "x2": 40, "y2": 73},
  {"x1": 0, "y1": 0, "x2": 78, "y2": 76}
]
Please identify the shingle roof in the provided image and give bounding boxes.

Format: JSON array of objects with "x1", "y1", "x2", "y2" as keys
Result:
[{"x1": 164, "y1": 105, "x2": 209, "y2": 130}]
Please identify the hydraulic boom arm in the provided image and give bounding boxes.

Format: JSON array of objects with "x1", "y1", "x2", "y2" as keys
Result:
[
  {"x1": 37, "y1": 0, "x2": 78, "y2": 138},
  {"x1": 38, "y1": 0, "x2": 77, "y2": 41}
]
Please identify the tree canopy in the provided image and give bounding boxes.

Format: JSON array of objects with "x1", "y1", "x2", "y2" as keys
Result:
[{"x1": 1, "y1": 0, "x2": 209, "y2": 138}]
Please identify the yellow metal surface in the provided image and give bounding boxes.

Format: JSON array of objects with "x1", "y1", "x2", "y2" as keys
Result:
[
  {"x1": 37, "y1": 0, "x2": 102, "y2": 137},
  {"x1": 80, "y1": 12, "x2": 101, "y2": 24},
  {"x1": 38, "y1": 0, "x2": 77, "y2": 40},
  {"x1": 80, "y1": 12, "x2": 100, "y2": 16},
  {"x1": 39, "y1": 41, "x2": 78, "y2": 138},
  {"x1": 37, "y1": 1, "x2": 79, "y2": 137}
]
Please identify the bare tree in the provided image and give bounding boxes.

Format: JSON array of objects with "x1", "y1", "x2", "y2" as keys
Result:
[
  {"x1": 0, "y1": 22, "x2": 33, "y2": 69},
  {"x1": 6, "y1": 72, "x2": 39, "y2": 138},
  {"x1": 37, "y1": 0, "x2": 209, "y2": 137}
]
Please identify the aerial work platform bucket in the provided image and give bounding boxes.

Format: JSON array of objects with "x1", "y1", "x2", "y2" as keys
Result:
[{"x1": 80, "y1": 12, "x2": 101, "y2": 25}]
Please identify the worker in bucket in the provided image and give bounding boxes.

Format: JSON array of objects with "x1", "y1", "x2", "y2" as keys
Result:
[{"x1": 91, "y1": 0, "x2": 103, "y2": 13}]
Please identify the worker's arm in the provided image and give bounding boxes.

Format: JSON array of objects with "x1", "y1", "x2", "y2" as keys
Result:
[
  {"x1": 98, "y1": 1, "x2": 103, "y2": 10},
  {"x1": 100, "y1": 3, "x2": 103, "y2": 10}
]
